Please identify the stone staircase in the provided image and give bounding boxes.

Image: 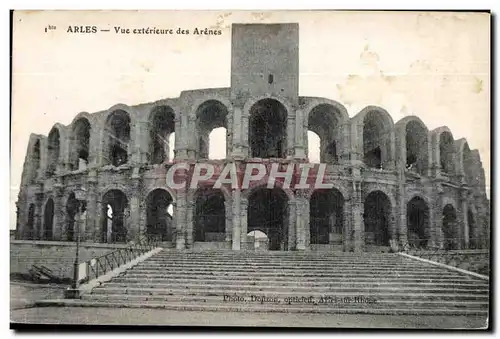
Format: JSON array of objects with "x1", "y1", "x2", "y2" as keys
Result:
[{"x1": 76, "y1": 250, "x2": 489, "y2": 315}]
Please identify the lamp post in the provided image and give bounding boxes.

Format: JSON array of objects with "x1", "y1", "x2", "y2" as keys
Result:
[{"x1": 65, "y1": 187, "x2": 87, "y2": 299}]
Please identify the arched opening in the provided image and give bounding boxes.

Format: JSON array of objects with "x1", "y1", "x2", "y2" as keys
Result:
[
  {"x1": 30, "y1": 140, "x2": 41, "y2": 181},
  {"x1": 249, "y1": 99, "x2": 287, "y2": 158},
  {"x1": 146, "y1": 189, "x2": 174, "y2": 241},
  {"x1": 149, "y1": 106, "x2": 175, "y2": 164},
  {"x1": 407, "y1": 196, "x2": 430, "y2": 248},
  {"x1": 310, "y1": 189, "x2": 344, "y2": 245},
  {"x1": 462, "y1": 143, "x2": 475, "y2": 185},
  {"x1": 405, "y1": 121, "x2": 428, "y2": 175},
  {"x1": 196, "y1": 100, "x2": 228, "y2": 160},
  {"x1": 43, "y1": 198, "x2": 54, "y2": 240},
  {"x1": 70, "y1": 118, "x2": 91, "y2": 170},
  {"x1": 308, "y1": 104, "x2": 342, "y2": 164},
  {"x1": 26, "y1": 203, "x2": 36, "y2": 239},
  {"x1": 46, "y1": 128, "x2": 60, "y2": 176},
  {"x1": 246, "y1": 230, "x2": 269, "y2": 251},
  {"x1": 100, "y1": 190, "x2": 128, "y2": 243},
  {"x1": 208, "y1": 127, "x2": 227, "y2": 159},
  {"x1": 468, "y1": 208, "x2": 476, "y2": 248},
  {"x1": 66, "y1": 192, "x2": 79, "y2": 241},
  {"x1": 439, "y1": 131, "x2": 455, "y2": 175},
  {"x1": 442, "y1": 204, "x2": 458, "y2": 250},
  {"x1": 364, "y1": 191, "x2": 391, "y2": 246},
  {"x1": 307, "y1": 131, "x2": 321, "y2": 163},
  {"x1": 104, "y1": 110, "x2": 131, "y2": 167},
  {"x1": 363, "y1": 111, "x2": 391, "y2": 169},
  {"x1": 193, "y1": 188, "x2": 226, "y2": 242},
  {"x1": 248, "y1": 187, "x2": 289, "y2": 250}
]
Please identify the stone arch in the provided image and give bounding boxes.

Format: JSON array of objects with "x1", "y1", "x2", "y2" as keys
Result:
[
  {"x1": 247, "y1": 186, "x2": 290, "y2": 251},
  {"x1": 193, "y1": 187, "x2": 226, "y2": 242},
  {"x1": 193, "y1": 99, "x2": 230, "y2": 160},
  {"x1": 364, "y1": 185, "x2": 397, "y2": 211},
  {"x1": 363, "y1": 190, "x2": 392, "y2": 247},
  {"x1": 148, "y1": 105, "x2": 176, "y2": 164},
  {"x1": 70, "y1": 116, "x2": 91, "y2": 171},
  {"x1": 46, "y1": 125, "x2": 64, "y2": 176},
  {"x1": 42, "y1": 197, "x2": 55, "y2": 240},
  {"x1": 442, "y1": 203, "x2": 459, "y2": 250},
  {"x1": 407, "y1": 196, "x2": 430, "y2": 248},
  {"x1": 309, "y1": 188, "x2": 345, "y2": 245},
  {"x1": 395, "y1": 116, "x2": 429, "y2": 175},
  {"x1": 245, "y1": 96, "x2": 292, "y2": 159},
  {"x1": 441, "y1": 196, "x2": 458, "y2": 211},
  {"x1": 306, "y1": 102, "x2": 347, "y2": 164},
  {"x1": 431, "y1": 127, "x2": 456, "y2": 175},
  {"x1": 145, "y1": 188, "x2": 175, "y2": 241},
  {"x1": 355, "y1": 106, "x2": 395, "y2": 169},
  {"x1": 145, "y1": 185, "x2": 177, "y2": 204},
  {"x1": 100, "y1": 189, "x2": 129, "y2": 243},
  {"x1": 101, "y1": 104, "x2": 136, "y2": 167},
  {"x1": 456, "y1": 139, "x2": 475, "y2": 185}
]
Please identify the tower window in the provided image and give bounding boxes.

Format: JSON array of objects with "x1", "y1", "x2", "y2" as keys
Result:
[{"x1": 268, "y1": 74, "x2": 274, "y2": 84}]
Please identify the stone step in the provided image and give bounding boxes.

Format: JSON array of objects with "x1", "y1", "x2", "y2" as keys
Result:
[
  {"x1": 83, "y1": 292, "x2": 489, "y2": 304},
  {"x1": 111, "y1": 277, "x2": 489, "y2": 289},
  {"x1": 39, "y1": 299, "x2": 489, "y2": 316},
  {"x1": 125, "y1": 269, "x2": 476, "y2": 280},
  {"x1": 91, "y1": 285, "x2": 489, "y2": 295}
]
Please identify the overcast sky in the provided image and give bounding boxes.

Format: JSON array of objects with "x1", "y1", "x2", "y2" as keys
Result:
[{"x1": 11, "y1": 11, "x2": 490, "y2": 230}]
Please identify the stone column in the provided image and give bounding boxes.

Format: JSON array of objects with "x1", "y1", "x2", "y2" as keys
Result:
[
  {"x1": 294, "y1": 109, "x2": 306, "y2": 160},
  {"x1": 52, "y1": 182, "x2": 65, "y2": 241},
  {"x1": 459, "y1": 189, "x2": 469, "y2": 249},
  {"x1": 231, "y1": 107, "x2": 244, "y2": 159},
  {"x1": 240, "y1": 198, "x2": 248, "y2": 250},
  {"x1": 430, "y1": 187, "x2": 444, "y2": 248},
  {"x1": 241, "y1": 112, "x2": 250, "y2": 158},
  {"x1": 175, "y1": 190, "x2": 187, "y2": 250},
  {"x1": 340, "y1": 122, "x2": 351, "y2": 164},
  {"x1": 35, "y1": 192, "x2": 44, "y2": 240},
  {"x1": 396, "y1": 184, "x2": 408, "y2": 248},
  {"x1": 85, "y1": 169, "x2": 99, "y2": 242},
  {"x1": 186, "y1": 115, "x2": 197, "y2": 160},
  {"x1": 351, "y1": 179, "x2": 364, "y2": 252},
  {"x1": 174, "y1": 113, "x2": 188, "y2": 160},
  {"x1": 226, "y1": 113, "x2": 233, "y2": 158},
  {"x1": 295, "y1": 190, "x2": 309, "y2": 251},
  {"x1": 286, "y1": 113, "x2": 296, "y2": 159},
  {"x1": 224, "y1": 200, "x2": 232, "y2": 243},
  {"x1": 287, "y1": 198, "x2": 297, "y2": 250},
  {"x1": 232, "y1": 188, "x2": 241, "y2": 250},
  {"x1": 185, "y1": 196, "x2": 195, "y2": 248},
  {"x1": 128, "y1": 168, "x2": 142, "y2": 241}
]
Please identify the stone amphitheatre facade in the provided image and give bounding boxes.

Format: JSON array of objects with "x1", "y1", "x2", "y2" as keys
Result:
[{"x1": 15, "y1": 23, "x2": 490, "y2": 253}]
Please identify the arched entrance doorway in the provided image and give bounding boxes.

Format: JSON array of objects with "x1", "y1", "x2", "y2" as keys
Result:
[
  {"x1": 43, "y1": 198, "x2": 54, "y2": 240},
  {"x1": 442, "y1": 204, "x2": 458, "y2": 250},
  {"x1": 146, "y1": 189, "x2": 174, "y2": 241},
  {"x1": 364, "y1": 191, "x2": 392, "y2": 248},
  {"x1": 246, "y1": 230, "x2": 269, "y2": 251},
  {"x1": 193, "y1": 188, "x2": 226, "y2": 242},
  {"x1": 70, "y1": 118, "x2": 91, "y2": 170},
  {"x1": 100, "y1": 190, "x2": 128, "y2": 243},
  {"x1": 247, "y1": 187, "x2": 289, "y2": 251},
  {"x1": 310, "y1": 189, "x2": 344, "y2": 246},
  {"x1": 407, "y1": 196, "x2": 430, "y2": 248},
  {"x1": 249, "y1": 99, "x2": 287, "y2": 158}
]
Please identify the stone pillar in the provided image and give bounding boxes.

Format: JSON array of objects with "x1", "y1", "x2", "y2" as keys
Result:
[
  {"x1": 430, "y1": 187, "x2": 444, "y2": 248},
  {"x1": 185, "y1": 195, "x2": 195, "y2": 248},
  {"x1": 231, "y1": 107, "x2": 244, "y2": 159},
  {"x1": 128, "y1": 168, "x2": 142, "y2": 241},
  {"x1": 286, "y1": 112, "x2": 296, "y2": 159},
  {"x1": 85, "y1": 169, "x2": 99, "y2": 242},
  {"x1": 351, "y1": 179, "x2": 364, "y2": 252},
  {"x1": 340, "y1": 122, "x2": 351, "y2": 164},
  {"x1": 459, "y1": 189, "x2": 469, "y2": 249},
  {"x1": 175, "y1": 190, "x2": 187, "y2": 250},
  {"x1": 174, "y1": 113, "x2": 188, "y2": 160},
  {"x1": 294, "y1": 109, "x2": 306, "y2": 160},
  {"x1": 186, "y1": 115, "x2": 197, "y2": 160},
  {"x1": 35, "y1": 192, "x2": 44, "y2": 240},
  {"x1": 295, "y1": 190, "x2": 309, "y2": 251},
  {"x1": 226, "y1": 113, "x2": 233, "y2": 158},
  {"x1": 224, "y1": 200, "x2": 232, "y2": 243},
  {"x1": 287, "y1": 198, "x2": 297, "y2": 250},
  {"x1": 232, "y1": 188, "x2": 241, "y2": 250},
  {"x1": 52, "y1": 183, "x2": 65, "y2": 241},
  {"x1": 396, "y1": 176, "x2": 407, "y2": 247},
  {"x1": 240, "y1": 198, "x2": 248, "y2": 250},
  {"x1": 241, "y1": 112, "x2": 250, "y2": 158}
]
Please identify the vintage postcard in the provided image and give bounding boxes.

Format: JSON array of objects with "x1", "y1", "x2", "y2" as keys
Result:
[{"x1": 10, "y1": 10, "x2": 491, "y2": 329}]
